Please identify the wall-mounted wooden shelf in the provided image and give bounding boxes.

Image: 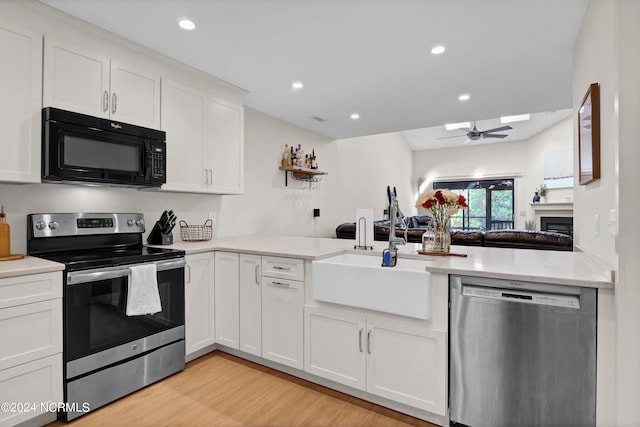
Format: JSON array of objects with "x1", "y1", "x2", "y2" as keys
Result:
[{"x1": 279, "y1": 166, "x2": 327, "y2": 186}]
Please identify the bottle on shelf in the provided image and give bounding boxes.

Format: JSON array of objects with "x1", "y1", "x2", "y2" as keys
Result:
[
  {"x1": 311, "y1": 149, "x2": 317, "y2": 169},
  {"x1": 281, "y1": 144, "x2": 290, "y2": 167}
]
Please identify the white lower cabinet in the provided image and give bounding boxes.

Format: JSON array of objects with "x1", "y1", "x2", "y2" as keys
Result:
[
  {"x1": 239, "y1": 254, "x2": 262, "y2": 356},
  {"x1": 304, "y1": 306, "x2": 447, "y2": 415},
  {"x1": 185, "y1": 253, "x2": 215, "y2": 356},
  {"x1": 305, "y1": 306, "x2": 366, "y2": 390},
  {"x1": 0, "y1": 354, "x2": 63, "y2": 427},
  {"x1": 214, "y1": 252, "x2": 240, "y2": 349},
  {"x1": 0, "y1": 271, "x2": 63, "y2": 427},
  {"x1": 261, "y1": 276, "x2": 304, "y2": 369}
]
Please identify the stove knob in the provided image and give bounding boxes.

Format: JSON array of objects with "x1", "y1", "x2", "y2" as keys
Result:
[
  {"x1": 135, "y1": 219, "x2": 144, "y2": 227},
  {"x1": 127, "y1": 219, "x2": 134, "y2": 226},
  {"x1": 35, "y1": 221, "x2": 47, "y2": 231},
  {"x1": 48, "y1": 221, "x2": 59, "y2": 230}
]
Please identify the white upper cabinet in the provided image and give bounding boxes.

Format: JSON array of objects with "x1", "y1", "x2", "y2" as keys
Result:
[
  {"x1": 207, "y1": 97, "x2": 244, "y2": 194},
  {"x1": 160, "y1": 79, "x2": 245, "y2": 194},
  {"x1": 0, "y1": 20, "x2": 42, "y2": 184},
  {"x1": 43, "y1": 38, "x2": 160, "y2": 129},
  {"x1": 161, "y1": 79, "x2": 209, "y2": 193}
]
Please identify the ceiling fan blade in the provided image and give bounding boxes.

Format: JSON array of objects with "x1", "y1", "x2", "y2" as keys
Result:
[
  {"x1": 437, "y1": 134, "x2": 466, "y2": 140},
  {"x1": 481, "y1": 125, "x2": 512, "y2": 134},
  {"x1": 483, "y1": 133, "x2": 508, "y2": 138}
]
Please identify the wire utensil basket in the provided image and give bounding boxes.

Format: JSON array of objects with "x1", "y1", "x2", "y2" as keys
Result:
[{"x1": 179, "y1": 219, "x2": 213, "y2": 241}]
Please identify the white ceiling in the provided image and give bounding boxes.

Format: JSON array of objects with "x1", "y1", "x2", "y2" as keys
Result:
[{"x1": 38, "y1": 0, "x2": 587, "y2": 148}]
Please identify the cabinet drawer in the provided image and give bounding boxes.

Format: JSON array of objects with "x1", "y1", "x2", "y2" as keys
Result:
[
  {"x1": 0, "y1": 299, "x2": 62, "y2": 370},
  {"x1": 0, "y1": 353, "x2": 63, "y2": 427},
  {"x1": 0, "y1": 272, "x2": 62, "y2": 309},
  {"x1": 262, "y1": 257, "x2": 304, "y2": 281}
]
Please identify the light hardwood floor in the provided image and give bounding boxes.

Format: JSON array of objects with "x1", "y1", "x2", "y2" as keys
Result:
[{"x1": 48, "y1": 350, "x2": 437, "y2": 427}]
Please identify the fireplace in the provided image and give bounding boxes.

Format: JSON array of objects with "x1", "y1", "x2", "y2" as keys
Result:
[{"x1": 541, "y1": 216, "x2": 573, "y2": 237}]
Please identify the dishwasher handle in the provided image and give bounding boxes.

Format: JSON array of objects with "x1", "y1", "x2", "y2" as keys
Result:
[{"x1": 462, "y1": 284, "x2": 581, "y2": 309}]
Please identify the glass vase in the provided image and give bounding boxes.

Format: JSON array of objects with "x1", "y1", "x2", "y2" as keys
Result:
[{"x1": 433, "y1": 218, "x2": 451, "y2": 253}]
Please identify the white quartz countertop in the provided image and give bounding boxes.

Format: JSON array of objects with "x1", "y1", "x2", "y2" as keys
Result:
[
  {"x1": 155, "y1": 235, "x2": 614, "y2": 289},
  {"x1": 0, "y1": 256, "x2": 65, "y2": 279}
]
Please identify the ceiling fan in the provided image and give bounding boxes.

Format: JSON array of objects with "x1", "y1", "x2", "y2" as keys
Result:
[{"x1": 438, "y1": 122, "x2": 513, "y2": 144}]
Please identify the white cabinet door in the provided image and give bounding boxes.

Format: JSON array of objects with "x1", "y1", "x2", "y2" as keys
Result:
[
  {"x1": 0, "y1": 20, "x2": 42, "y2": 183},
  {"x1": 366, "y1": 316, "x2": 447, "y2": 415},
  {"x1": 239, "y1": 254, "x2": 261, "y2": 356},
  {"x1": 160, "y1": 79, "x2": 208, "y2": 193},
  {"x1": 109, "y1": 60, "x2": 160, "y2": 128},
  {"x1": 207, "y1": 97, "x2": 244, "y2": 194},
  {"x1": 262, "y1": 277, "x2": 304, "y2": 369},
  {"x1": 304, "y1": 306, "x2": 366, "y2": 390},
  {"x1": 184, "y1": 253, "x2": 215, "y2": 356},
  {"x1": 43, "y1": 39, "x2": 160, "y2": 128},
  {"x1": 214, "y1": 252, "x2": 239, "y2": 349},
  {"x1": 0, "y1": 353, "x2": 62, "y2": 427},
  {"x1": 0, "y1": 299, "x2": 62, "y2": 371},
  {"x1": 43, "y1": 38, "x2": 110, "y2": 118}
]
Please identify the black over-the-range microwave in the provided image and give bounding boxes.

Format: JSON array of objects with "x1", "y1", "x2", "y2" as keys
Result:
[{"x1": 42, "y1": 107, "x2": 167, "y2": 188}]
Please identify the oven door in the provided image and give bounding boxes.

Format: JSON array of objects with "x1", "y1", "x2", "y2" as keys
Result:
[
  {"x1": 64, "y1": 258, "x2": 185, "y2": 370},
  {"x1": 43, "y1": 119, "x2": 150, "y2": 186}
]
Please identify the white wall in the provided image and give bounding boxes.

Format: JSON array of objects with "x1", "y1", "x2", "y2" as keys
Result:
[
  {"x1": 220, "y1": 108, "x2": 414, "y2": 239},
  {"x1": 573, "y1": 1, "x2": 640, "y2": 426},
  {"x1": 0, "y1": 182, "x2": 223, "y2": 255},
  {"x1": 523, "y1": 118, "x2": 574, "y2": 204}
]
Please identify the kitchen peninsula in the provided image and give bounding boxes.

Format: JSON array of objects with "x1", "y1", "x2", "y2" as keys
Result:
[{"x1": 157, "y1": 235, "x2": 612, "y2": 425}]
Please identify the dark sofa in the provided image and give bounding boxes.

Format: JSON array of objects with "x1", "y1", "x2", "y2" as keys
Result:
[{"x1": 335, "y1": 217, "x2": 573, "y2": 251}]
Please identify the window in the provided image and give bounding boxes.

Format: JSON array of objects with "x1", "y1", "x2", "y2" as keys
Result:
[{"x1": 433, "y1": 179, "x2": 514, "y2": 230}]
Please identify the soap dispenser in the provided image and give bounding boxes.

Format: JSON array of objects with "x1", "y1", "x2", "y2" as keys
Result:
[{"x1": 0, "y1": 206, "x2": 10, "y2": 257}]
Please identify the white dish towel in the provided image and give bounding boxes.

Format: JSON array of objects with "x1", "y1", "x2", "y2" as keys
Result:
[{"x1": 126, "y1": 263, "x2": 162, "y2": 316}]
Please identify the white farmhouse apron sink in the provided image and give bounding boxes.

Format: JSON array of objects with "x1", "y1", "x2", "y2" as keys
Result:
[{"x1": 312, "y1": 253, "x2": 432, "y2": 319}]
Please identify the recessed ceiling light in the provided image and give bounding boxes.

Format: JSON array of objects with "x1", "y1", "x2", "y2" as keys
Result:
[
  {"x1": 445, "y1": 121, "x2": 470, "y2": 131},
  {"x1": 350, "y1": 113, "x2": 360, "y2": 120},
  {"x1": 178, "y1": 18, "x2": 196, "y2": 30},
  {"x1": 458, "y1": 94, "x2": 471, "y2": 102},
  {"x1": 500, "y1": 113, "x2": 530, "y2": 124},
  {"x1": 431, "y1": 45, "x2": 446, "y2": 55},
  {"x1": 292, "y1": 81, "x2": 304, "y2": 90}
]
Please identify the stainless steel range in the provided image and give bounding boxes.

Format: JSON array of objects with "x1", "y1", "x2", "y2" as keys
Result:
[{"x1": 27, "y1": 213, "x2": 186, "y2": 421}]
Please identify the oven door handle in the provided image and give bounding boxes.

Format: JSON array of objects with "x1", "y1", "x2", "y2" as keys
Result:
[{"x1": 67, "y1": 258, "x2": 186, "y2": 285}]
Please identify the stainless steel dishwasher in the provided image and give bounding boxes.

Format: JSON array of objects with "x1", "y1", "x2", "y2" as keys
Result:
[{"x1": 449, "y1": 275, "x2": 596, "y2": 427}]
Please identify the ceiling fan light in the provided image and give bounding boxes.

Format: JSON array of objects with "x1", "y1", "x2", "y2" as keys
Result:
[
  {"x1": 500, "y1": 113, "x2": 530, "y2": 123},
  {"x1": 445, "y1": 121, "x2": 470, "y2": 131}
]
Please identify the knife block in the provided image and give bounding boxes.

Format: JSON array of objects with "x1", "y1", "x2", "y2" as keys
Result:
[{"x1": 146, "y1": 221, "x2": 173, "y2": 245}]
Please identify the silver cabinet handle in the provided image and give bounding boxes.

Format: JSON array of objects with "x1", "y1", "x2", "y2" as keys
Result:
[
  {"x1": 359, "y1": 329, "x2": 363, "y2": 353},
  {"x1": 209, "y1": 169, "x2": 213, "y2": 185},
  {"x1": 273, "y1": 266, "x2": 291, "y2": 271},
  {"x1": 187, "y1": 264, "x2": 191, "y2": 284},
  {"x1": 203, "y1": 169, "x2": 209, "y2": 185},
  {"x1": 270, "y1": 281, "x2": 290, "y2": 288},
  {"x1": 112, "y1": 92, "x2": 117, "y2": 114},
  {"x1": 103, "y1": 90, "x2": 109, "y2": 112},
  {"x1": 255, "y1": 264, "x2": 260, "y2": 284},
  {"x1": 367, "y1": 331, "x2": 371, "y2": 354}
]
